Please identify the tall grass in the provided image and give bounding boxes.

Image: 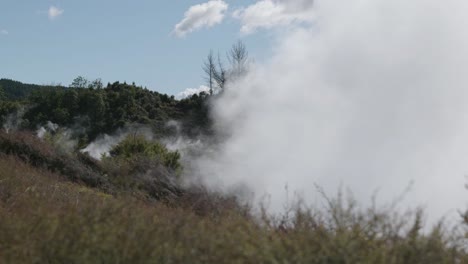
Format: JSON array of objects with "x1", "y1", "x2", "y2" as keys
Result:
[{"x1": 0, "y1": 155, "x2": 466, "y2": 263}]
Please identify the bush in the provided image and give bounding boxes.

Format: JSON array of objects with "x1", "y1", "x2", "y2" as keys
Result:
[
  {"x1": 109, "y1": 134, "x2": 181, "y2": 171},
  {"x1": 99, "y1": 135, "x2": 184, "y2": 203}
]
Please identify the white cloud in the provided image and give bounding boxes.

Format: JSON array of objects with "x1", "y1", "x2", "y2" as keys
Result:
[
  {"x1": 0, "y1": 29, "x2": 8, "y2": 35},
  {"x1": 48, "y1": 6, "x2": 64, "y2": 20},
  {"x1": 233, "y1": 0, "x2": 314, "y2": 34},
  {"x1": 174, "y1": 0, "x2": 228, "y2": 37},
  {"x1": 177, "y1": 85, "x2": 210, "y2": 99}
]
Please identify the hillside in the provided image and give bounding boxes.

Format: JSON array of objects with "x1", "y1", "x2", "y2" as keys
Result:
[
  {"x1": 0, "y1": 78, "x2": 466, "y2": 263},
  {"x1": 0, "y1": 78, "x2": 211, "y2": 143},
  {"x1": 0, "y1": 132, "x2": 466, "y2": 263},
  {"x1": 0, "y1": 78, "x2": 62, "y2": 101}
]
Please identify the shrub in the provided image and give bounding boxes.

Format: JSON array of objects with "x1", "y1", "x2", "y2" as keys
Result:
[
  {"x1": 97, "y1": 134, "x2": 184, "y2": 202},
  {"x1": 109, "y1": 134, "x2": 181, "y2": 171}
]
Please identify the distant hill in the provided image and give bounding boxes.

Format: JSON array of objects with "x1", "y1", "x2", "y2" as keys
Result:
[
  {"x1": 0, "y1": 78, "x2": 211, "y2": 143},
  {"x1": 0, "y1": 78, "x2": 64, "y2": 101}
]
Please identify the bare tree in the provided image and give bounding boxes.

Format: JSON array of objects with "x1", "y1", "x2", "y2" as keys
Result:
[
  {"x1": 202, "y1": 41, "x2": 249, "y2": 93},
  {"x1": 203, "y1": 50, "x2": 216, "y2": 94},
  {"x1": 213, "y1": 52, "x2": 226, "y2": 89},
  {"x1": 227, "y1": 40, "x2": 249, "y2": 79}
]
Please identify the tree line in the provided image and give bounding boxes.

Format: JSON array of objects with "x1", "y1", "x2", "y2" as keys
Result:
[{"x1": 0, "y1": 41, "x2": 250, "y2": 145}]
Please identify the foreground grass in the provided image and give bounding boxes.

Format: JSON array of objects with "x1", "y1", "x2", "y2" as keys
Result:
[{"x1": 0, "y1": 155, "x2": 466, "y2": 263}]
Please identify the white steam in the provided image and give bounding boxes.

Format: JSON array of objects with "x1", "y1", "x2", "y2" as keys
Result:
[
  {"x1": 82, "y1": 134, "x2": 126, "y2": 159},
  {"x1": 37, "y1": 121, "x2": 59, "y2": 139},
  {"x1": 193, "y1": 0, "x2": 468, "y2": 221},
  {"x1": 176, "y1": 85, "x2": 211, "y2": 99},
  {"x1": 163, "y1": 120, "x2": 211, "y2": 164},
  {"x1": 2, "y1": 107, "x2": 25, "y2": 133},
  {"x1": 81, "y1": 126, "x2": 155, "y2": 159},
  {"x1": 35, "y1": 122, "x2": 78, "y2": 153}
]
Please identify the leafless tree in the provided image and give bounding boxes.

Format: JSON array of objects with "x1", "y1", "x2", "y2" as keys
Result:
[
  {"x1": 203, "y1": 50, "x2": 216, "y2": 94},
  {"x1": 227, "y1": 40, "x2": 249, "y2": 79},
  {"x1": 203, "y1": 41, "x2": 249, "y2": 93},
  {"x1": 213, "y1": 52, "x2": 226, "y2": 89}
]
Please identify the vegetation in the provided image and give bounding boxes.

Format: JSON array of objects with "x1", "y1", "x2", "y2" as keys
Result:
[
  {"x1": 108, "y1": 134, "x2": 181, "y2": 171},
  {"x1": 0, "y1": 131, "x2": 107, "y2": 188},
  {"x1": 21, "y1": 80, "x2": 211, "y2": 140},
  {"x1": 0, "y1": 153, "x2": 466, "y2": 263},
  {"x1": 0, "y1": 78, "x2": 57, "y2": 101},
  {"x1": 0, "y1": 100, "x2": 21, "y2": 128},
  {"x1": 0, "y1": 77, "x2": 212, "y2": 146}
]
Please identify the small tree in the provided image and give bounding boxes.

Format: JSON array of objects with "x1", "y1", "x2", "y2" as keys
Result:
[
  {"x1": 89, "y1": 78, "x2": 103, "y2": 89},
  {"x1": 70, "y1": 76, "x2": 89, "y2": 89},
  {"x1": 70, "y1": 77, "x2": 103, "y2": 89}
]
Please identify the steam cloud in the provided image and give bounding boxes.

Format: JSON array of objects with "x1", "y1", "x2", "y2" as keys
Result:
[
  {"x1": 81, "y1": 125, "x2": 155, "y2": 159},
  {"x1": 176, "y1": 85, "x2": 211, "y2": 99},
  {"x1": 193, "y1": 0, "x2": 468, "y2": 222}
]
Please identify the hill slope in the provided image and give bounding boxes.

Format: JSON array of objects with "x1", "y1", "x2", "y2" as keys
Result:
[
  {"x1": 0, "y1": 78, "x2": 61, "y2": 101},
  {"x1": 0, "y1": 138, "x2": 466, "y2": 263}
]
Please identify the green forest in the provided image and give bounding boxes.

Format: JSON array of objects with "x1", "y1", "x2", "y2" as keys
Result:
[{"x1": 0, "y1": 77, "x2": 211, "y2": 141}]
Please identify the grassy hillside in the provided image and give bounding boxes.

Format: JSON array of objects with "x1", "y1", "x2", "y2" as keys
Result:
[{"x1": 0, "y1": 132, "x2": 466, "y2": 263}]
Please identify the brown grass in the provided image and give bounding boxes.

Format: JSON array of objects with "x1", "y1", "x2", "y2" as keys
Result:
[{"x1": 0, "y1": 154, "x2": 466, "y2": 263}]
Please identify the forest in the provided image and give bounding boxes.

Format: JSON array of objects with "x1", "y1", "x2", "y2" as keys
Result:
[{"x1": 0, "y1": 77, "x2": 211, "y2": 140}]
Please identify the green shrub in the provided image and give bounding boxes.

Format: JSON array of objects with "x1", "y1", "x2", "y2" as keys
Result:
[{"x1": 109, "y1": 134, "x2": 181, "y2": 171}]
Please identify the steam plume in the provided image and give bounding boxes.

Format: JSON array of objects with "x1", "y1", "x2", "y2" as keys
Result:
[{"x1": 193, "y1": 0, "x2": 468, "y2": 221}]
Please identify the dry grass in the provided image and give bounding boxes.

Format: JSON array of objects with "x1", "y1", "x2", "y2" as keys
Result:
[
  {"x1": 0, "y1": 131, "x2": 108, "y2": 188},
  {"x1": 0, "y1": 154, "x2": 466, "y2": 263}
]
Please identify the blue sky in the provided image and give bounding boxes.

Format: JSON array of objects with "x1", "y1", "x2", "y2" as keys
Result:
[{"x1": 0, "y1": 1, "x2": 278, "y2": 95}]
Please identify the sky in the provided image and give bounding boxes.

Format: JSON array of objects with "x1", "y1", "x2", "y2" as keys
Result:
[{"x1": 0, "y1": 0, "x2": 282, "y2": 95}]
